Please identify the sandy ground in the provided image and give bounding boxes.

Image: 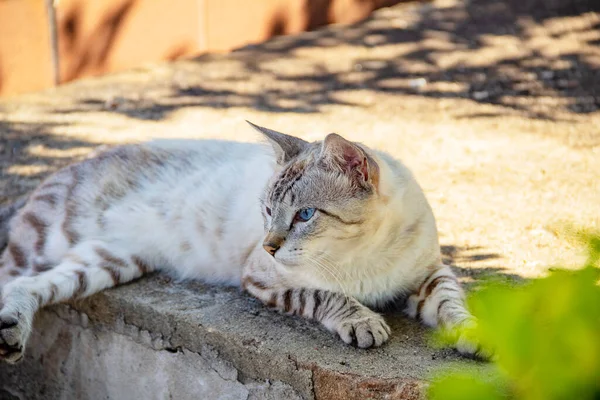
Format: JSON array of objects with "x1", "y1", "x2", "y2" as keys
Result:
[{"x1": 0, "y1": 0, "x2": 598, "y2": 283}]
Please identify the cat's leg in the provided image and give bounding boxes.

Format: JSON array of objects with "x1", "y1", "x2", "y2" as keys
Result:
[
  {"x1": 0, "y1": 240, "x2": 154, "y2": 363},
  {"x1": 405, "y1": 264, "x2": 481, "y2": 356},
  {"x1": 243, "y1": 276, "x2": 391, "y2": 348}
]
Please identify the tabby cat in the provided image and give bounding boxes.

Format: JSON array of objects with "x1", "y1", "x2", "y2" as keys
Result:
[{"x1": 0, "y1": 122, "x2": 480, "y2": 363}]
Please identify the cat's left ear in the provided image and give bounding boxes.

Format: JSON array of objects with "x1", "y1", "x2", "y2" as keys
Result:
[
  {"x1": 320, "y1": 133, "x2": 379, "y2": 190},
  {"x1": 246, "y1": 121, "x2": 308, "y2": 165}
]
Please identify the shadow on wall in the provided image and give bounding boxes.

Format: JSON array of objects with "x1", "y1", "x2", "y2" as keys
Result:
[
  {"x1": 300, "y1": 0, "x2": 408, "y2": 32},
  {"x1": 53, "y1": 0, "x2": 410, "y2": 85},
  {"x1": 59, "y1": 0, "x2": 136, "y2": 82}
]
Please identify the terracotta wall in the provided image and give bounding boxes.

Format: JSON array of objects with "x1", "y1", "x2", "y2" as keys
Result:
[
  {"x1": 0, "y1": 0, "x2": 403, "y2": 97},
  {"x1": 0, "y1": 0, "x2": 55, "y2": 96}
]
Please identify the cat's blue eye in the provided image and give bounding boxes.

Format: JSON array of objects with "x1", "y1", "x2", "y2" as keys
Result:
[{"x1": 296, "y1": 208, "x2": 316, "y2": 222}]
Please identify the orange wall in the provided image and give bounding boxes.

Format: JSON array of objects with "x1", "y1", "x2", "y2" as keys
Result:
[
  {"x1": 0, "y1": 0, "x2": 55, "y2": 96},
  {"x1": 0, "y1": 0, "x2": 404, "y2": 97},
  {"x1": 55, "y1": 0, "x2": 203, "y2": 82}
]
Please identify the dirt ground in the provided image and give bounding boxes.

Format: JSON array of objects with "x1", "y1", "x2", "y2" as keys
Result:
[{"x1": 0, "y1": 0, "x2": 598, "y2": 282}]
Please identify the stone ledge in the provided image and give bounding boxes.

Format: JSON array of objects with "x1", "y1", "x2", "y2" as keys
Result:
[{"x1": 0, "y1": 276, "x2": 484, "y2": 399}]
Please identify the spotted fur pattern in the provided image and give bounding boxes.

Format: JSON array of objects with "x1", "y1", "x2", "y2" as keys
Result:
[{"x1": 0, "y1": 122, "x2": 480, "y2": 363}]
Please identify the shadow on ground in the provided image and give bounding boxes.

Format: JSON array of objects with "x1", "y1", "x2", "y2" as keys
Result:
[
  {"x1": 0, "y1": 0, "x2": 594, "y2": 283},
  {"x1": 441, "y1": 244, "x2": 525, "y2": 287},
  {"x1": 0, "y1": 118, "x2": 98, "y2": 204},
  {"x1": 48, "y1": 0, "x2": 600, "y2": 125}
]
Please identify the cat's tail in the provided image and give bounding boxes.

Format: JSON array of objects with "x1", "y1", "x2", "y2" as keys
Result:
[{"x1": 0, "y1": 197, "x2": 27, "y2": 251}]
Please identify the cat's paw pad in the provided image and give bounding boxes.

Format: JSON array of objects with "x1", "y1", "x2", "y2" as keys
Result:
[
  {"x1": 337, "y1": 314, "x2": 391, "y2": 349},
  {"x1": 0, "y1": 312, "x2": 28, "y2": 363}
]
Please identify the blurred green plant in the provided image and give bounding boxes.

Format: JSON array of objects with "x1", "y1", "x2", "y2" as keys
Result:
[{"x1": 429, "y1": 229, "x2": 600, "y2": 400}]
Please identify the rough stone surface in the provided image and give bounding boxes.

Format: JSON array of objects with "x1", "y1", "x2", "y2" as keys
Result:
[
  {"x1": 0, "y1": 278, "x2": 480, "y2": 399},
  {"x1": 1, "y1": 0, "x2": 598, "y2": 398},
  {"x1": 0, "y1": 298, "x2": 304, "y2": 400},
  {"x1": 313, "y1": 369, "x2": 426, "y2": 400}
]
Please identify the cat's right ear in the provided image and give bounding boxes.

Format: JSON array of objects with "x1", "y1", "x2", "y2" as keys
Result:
[{"x1": 246, "y1": 121, "x2": 308, "y2": 165}]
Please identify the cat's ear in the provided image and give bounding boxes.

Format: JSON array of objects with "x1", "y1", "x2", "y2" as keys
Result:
[
  {"x1": 246, "y1": 121, "x2": 308, "y2": 165},
  {"x1": 320, "y1": 133, "x2": 379, "y2": 189}
]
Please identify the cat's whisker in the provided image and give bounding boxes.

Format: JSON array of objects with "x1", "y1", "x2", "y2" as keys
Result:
[
  {"x1": 307, "y1": 256, "x2": 350, "y2": 297},
  {"x1": 305, "y1": 257, "x2": 348, "y2": 296},
  {"x1": 315, "y1": 251, "x2": 352, "y2": 281},
  {"x1": 312, "y1": 252, "x2": 348, "y2": 281},
  {"x1": 316, "y1": 253, "x2": 356, "y2": 288},
  {"x1": 310, "y1": 264, "x2": 330, "y2": 287},
  {"x1": 306, "y1": 257, "x2": 342, "y2": 285}
]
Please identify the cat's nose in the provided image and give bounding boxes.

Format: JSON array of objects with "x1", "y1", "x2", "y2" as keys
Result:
[
  {"x1": 263, "y1": 242, "x2": 280, "y2": 256},
  {"x1": 263, "y1": 232, "x2": 285, "y2": 256}
]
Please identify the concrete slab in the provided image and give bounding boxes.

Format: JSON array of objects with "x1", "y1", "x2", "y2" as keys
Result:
[{"x1": 0, "y1": 276, "x2": 482, "y2": 399}]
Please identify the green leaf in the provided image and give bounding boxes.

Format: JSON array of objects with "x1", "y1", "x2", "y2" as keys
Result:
[
  {"x1": 428, "y1": 371, "x2": 508, "y2": 400},
  {"x1": 429, "y1": 233, "x2": 600, "y2": 400}
]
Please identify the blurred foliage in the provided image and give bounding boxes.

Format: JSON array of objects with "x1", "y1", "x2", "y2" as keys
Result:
[{"x1": 429, "y1": 229, "x2": 600, "y2": 400}]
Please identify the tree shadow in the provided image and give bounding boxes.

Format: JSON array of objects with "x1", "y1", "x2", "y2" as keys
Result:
[
  {"x1": 3, "y1": 2, "x2": 598, "y2": 194},
  {"x1": 59, "y1": 0, "x2": 137, "y2": 82},
  {"x1": 0, "y1": 118, "x2": 98, "y2": 205},
  {"x1": 48, "y1": 0, "x2": 599, "y2": 139},
  {"x1": 249, "y1": 0, "x2": 600, "y2": 120},
  {"x1": 441, "y1": 244, "x2": 525, "y2": 288}
]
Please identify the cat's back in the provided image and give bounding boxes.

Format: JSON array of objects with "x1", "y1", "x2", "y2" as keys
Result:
[
  {"x1": 146, "y1": 138, "x2": 268, "y2": 164},
  {"x1": 80, "y1": 138, "x2": 275, "y2": 216},
  {"x1": 142, "y1": 138, "x2": 276, "y2": 195},
  {"x1": 95, "y1": 139, "x2": 269, "y2": 176},
  {"x1": 24, "y1": 138, "x2": 273, "y2": 236},
  {"x1": 73, "y1": 138, "x2": 274, "y2": 195}
]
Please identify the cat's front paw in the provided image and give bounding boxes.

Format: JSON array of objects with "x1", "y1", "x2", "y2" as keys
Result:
[
  {"x1": 454, "y1": 320, "x2": 493, "y2": 361},
  {"x1": 0, "y1": 311, "x2": 29, "y2": 363},
  {"x1": 336, "y1": 312, "x2": 391, "y2": 349}
]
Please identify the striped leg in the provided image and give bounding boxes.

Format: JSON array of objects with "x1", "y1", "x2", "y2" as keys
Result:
[
  {"x1": 405, "y1": 265, "x2": 481, "y2": 356},
  {"x1": 0, "y1": 240, "x2": 153, "y2": 363},
  {"x1": 243, "y1": 277, "x2": 390, "y2": 348}
]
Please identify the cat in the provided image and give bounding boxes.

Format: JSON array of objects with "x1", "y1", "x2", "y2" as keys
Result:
[{"x1": 0, "y1": 121, "x2": 481, "y2": 363}]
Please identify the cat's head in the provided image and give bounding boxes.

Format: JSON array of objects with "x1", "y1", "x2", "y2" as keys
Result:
[{"x1": 248, "y1": 121, "x2": 382, "y2": 269}]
